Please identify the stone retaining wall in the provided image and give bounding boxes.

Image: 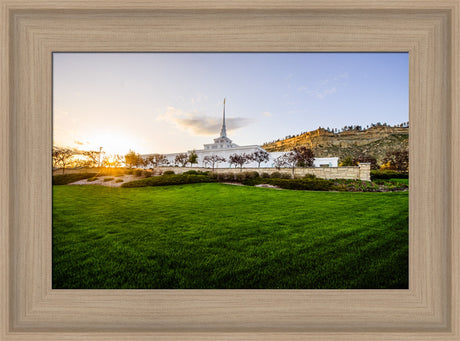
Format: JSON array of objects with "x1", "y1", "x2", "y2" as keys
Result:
[
  {"x1": 54, "y1": 164, "x2": 371, "y2": 181},
  {"x1": 156, "y1": 163, "x2": 371, "y2": 181}
]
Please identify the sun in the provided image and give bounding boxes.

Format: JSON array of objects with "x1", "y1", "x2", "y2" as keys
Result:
[{"x1": 85, "y1": 132, "x2": 141, "y2": 156}]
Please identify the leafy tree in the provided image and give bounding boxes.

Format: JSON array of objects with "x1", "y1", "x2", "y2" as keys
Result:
[
  {"x1": 175, "y1": 153, "x2": 189, "y2": 167},
  {"x1": 339, "y1": 156, "x2": 354, "y2": 167},
  {"x1": 188, "y1": 150, "x2": 198, "y2": 166},
  {"x1": 353, "y1": 155, "x2": 379, "y2": 170},
  {"x1": 229, "y1": 153, "x2": 250, "y2": 171},
  {"x1": 124, "y1": 150, "x2": 140, "y2": 168},
  {"x1": 383, "y1": 150, "x2": 409, "y2": 173},
  {"x1": 292, "y1": 146, "x2": 314, "y2": 168},
  {"x1": 250, "y1": 150, "x2": 270, "y2": 168},
  {"x1": 203, "y1": 155, "x2": 225, "y2": 171},
  {"x1": 52, "y1": 147, "x2": 74, "y2": 174}
]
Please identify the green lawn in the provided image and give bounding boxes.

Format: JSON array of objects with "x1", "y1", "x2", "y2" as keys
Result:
[{"x1": 52, "y1": 183, "x2": 408, "y2": 289}]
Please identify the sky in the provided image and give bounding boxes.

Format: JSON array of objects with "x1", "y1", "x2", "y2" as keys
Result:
[{"x1": 53, "y1": 52, "x2": 408, "y2": 155}]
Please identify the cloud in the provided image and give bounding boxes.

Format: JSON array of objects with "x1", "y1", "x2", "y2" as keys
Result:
[
  {"x1": 74, "y1": 140, "x2": 85, "y2": 145},
  {"x1": 299, "y1": 72, "x2": 348, "y2": 100},
  {"x1": 158, "y1": 106, "x2": 251, "y2": 136},
  {"x1": 262, "y1": 111, "x2": 272, "y2": 117},
  {"x1": 306, "y1": 87, "x2": 337, "y2": 99}
]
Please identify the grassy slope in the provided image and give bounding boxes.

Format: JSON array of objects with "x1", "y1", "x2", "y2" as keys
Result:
[{"x1": 53, "y1": 183, "x2": 408, "y2": 289}]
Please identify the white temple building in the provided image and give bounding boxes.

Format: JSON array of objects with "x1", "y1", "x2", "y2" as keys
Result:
[{"x1": 147, "y1": 99, "x2": 338, "y2": 169}]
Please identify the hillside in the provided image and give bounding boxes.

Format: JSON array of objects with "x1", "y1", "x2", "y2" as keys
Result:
[{"x1": 261, "y1": 126, "x2": 408, "y2": 165}]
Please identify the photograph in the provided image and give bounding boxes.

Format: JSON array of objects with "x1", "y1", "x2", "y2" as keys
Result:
[{"x1": 52, "y1": 52, "x2": 409, "y2": 289}]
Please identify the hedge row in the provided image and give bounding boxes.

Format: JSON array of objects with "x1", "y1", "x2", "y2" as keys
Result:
[
  {"x1": 242, "y1": 177, "x2": 335, "y2": 191},
  {"x1": 370, "y1": 170, "x2": 409, "y2": 180},
  {"x1": 121, "y1": 174, "x2": 215, "y2": 188},
  {"x1": 52, "y1": 173, "x2": 97, "y2": 185}
]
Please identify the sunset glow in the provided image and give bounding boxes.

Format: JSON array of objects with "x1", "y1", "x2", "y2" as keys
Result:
[{"x1": 53, "y1": 53, "x2": 408, "y2": 156}]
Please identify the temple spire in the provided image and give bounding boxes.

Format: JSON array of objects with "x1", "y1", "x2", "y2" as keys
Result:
[{"x1": 220, "y1": 98, "x2": 227, "y2": 137}]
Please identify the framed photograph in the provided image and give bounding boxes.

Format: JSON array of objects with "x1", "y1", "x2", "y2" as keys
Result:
[
  {"x1": 1, "y1": 1, "x2": 459, "y2": 340},
  {"x1": 51, "y1": 51, "x2": 409, "y2": 291}
]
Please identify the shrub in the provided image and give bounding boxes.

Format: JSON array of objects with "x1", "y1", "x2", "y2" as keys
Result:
[
  {"x1": 115, "y1": 179, "x2": 124, "y2": 183},
  {"x1": 210, "y1": 172, "x2": 235, "y2": 181},
  {"x1": 87, "y1": 177, "x2": 98, "y2": 182},
  {"x1": 134, "y1": 169, "x2": 143, "y2": 177},
  {"x1": 183, "y1": 170, "x2": 210, "y2": 176},
  {"x1": 125, "y1": 169, "x2": 134, "y2": 175},
  {"x1": 242, "y1": 177, "x2": 334, "y2": 191},
  {"x1": 143, "y1": 170, "x2": 153, "y2": 178},
  {"x1": 261, "y1": 172, "x2": 270, "y2": 178},
  {"x1": 53, "y1": 173, "x2": 97, "y2": 185},
  {"x1": 163, "y1": 170, "x2": 175, "y2": 175},
  {"x1": 303, "y1": 174, "x2": 317, "y2": 179},
  {"x1": 278, "y1": 172, "x2": 291, "y2": 179},
  {"x1": 103, "y1": 177, "x2": 114, "y2": 182},
  {"x1": 235, "y1": 172, "x2": 246, "y2": 182},
  {"x1": 121, "y1": 174, "x2": 215, "y2": 188},
  {"x1": 270, "y1": 172, "x2": 282, "y2": 178},
  {"x1": 371, "y1": 170, "x2": 408, "y2": 180},
  {"x1": 246, "y1": 171, "x2": 260, "y2": 179},
  {"x1": 269, "y1": 178, "x2": 333, "y2": 191}
]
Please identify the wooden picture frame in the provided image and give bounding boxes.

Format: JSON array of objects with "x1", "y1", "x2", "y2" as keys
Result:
[{"x1": 0, "y1": 0, "x2": 458, "y2": 339}]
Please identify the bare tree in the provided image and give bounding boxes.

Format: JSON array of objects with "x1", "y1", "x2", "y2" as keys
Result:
[
  {"x1": 280, "y1": 152, "x2": 298, "y2": 178},
  {"x1": 229, "y1": 153, "x2": 250, "y2": 171},
  {"x1": 249, "y1": 150, "x2": 270, "y2": 168},
  {"x1": 82, "y1": 150, "x2": 101, "y2": 168},
  {"x1": 52, "y1": 147, "x2": 74, "y2": 174},
  {"x1": 273, "y1": 155, "x2": 288, "y2": 170},
  {"x1": 203, "y1": 155, "x2": 226, "y2": 171},
  {"x1": 175, "y1": 153, "x2": 189, "y2": 167},
  {"x1": 146, "y1": 154, "x2": 169, "y2": 168}
]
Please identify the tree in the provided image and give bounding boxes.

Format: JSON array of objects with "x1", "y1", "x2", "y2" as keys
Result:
[
  {"x1": 273, "y1": 155, "x2": 287, "y2": 170},
  {"x1": 82, "y1": 150, "x2": 100, "y2": 168},
  {"x1": 175, "y1": 153, "x2": 189, "y2": 167},
  {"x1": 203, "y1": 155, "x2": 225, "y2": 171},
  {"x1": 339, "y1": 156, "x2": 354, "y2": 167},
  {"x1": 124, "y1": 150, "x2": 140, "y2": 168},
  {"x1": 383, "y1": 150, "x2": 409, "y2": 173},
  {"x1": 353, "y1": 155, "x2": 379, "y2": 170},
  {"x1": 292, "y1": 146, "x2": 314, "y2": 168},
  {"x1": 52, "y1": 147, "x2": 74, "y2": 174},
  {"x1": 250, "y1": 150, "x2": 270, "y2": 168},
  {"x1": 229, "y1": 153, "x2": 250, "y2": 171},
  {"x1": 281, "y1": 152, "x2": 298, "y2": 178},
  {"x1": 146, "y1": 154, "x2": 169, "y2": 168},
  {"x1": 188, "y1": 150, "x2": 198, "y2": 166},
  {"x1": 102, "y1": 154, "x2": 123, "y2": 168}
]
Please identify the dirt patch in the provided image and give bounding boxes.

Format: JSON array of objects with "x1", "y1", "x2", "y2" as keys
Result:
[
  {"x1": 221, "y1": 182, "x2": 245, "y2": 186},
  {"x1": 69, "y1": 175, "x2": 141, "y2": 187},
  {"x1": 254, "y1": 184, "x2": 282, "y2": 190}
]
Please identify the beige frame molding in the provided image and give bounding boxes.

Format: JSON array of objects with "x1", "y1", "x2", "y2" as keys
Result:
[{"x1": 0, "y1": 0, "x2": 459, "y2": 340}]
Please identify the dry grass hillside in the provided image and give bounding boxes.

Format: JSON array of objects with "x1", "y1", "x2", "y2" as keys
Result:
[{"x1": 261, "y1": 125, "x2": 408, "y2": 165}]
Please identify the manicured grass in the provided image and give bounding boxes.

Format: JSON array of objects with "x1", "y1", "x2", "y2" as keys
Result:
[
  {"x1": 52, "y1": 183, "x2": 408, "y2": 289},
  {"x1": 389, "y1": 178, "x2": 409, "y2": 185}
]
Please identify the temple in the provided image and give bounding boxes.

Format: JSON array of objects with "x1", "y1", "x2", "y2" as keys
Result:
[
  {"x1": 145, "y1": 99, "x2": 338, "y2": 168},
  {"x1": 204, "y1": 99, "x2": 238, "y2": 150}
]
